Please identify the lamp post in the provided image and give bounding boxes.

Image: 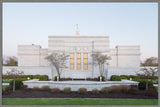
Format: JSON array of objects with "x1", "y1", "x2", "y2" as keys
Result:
[
  {"x1": 57, "y1": 76, "x2": 59, "y2": 81},
  {"x1": 92, "y1": 40, "x2": 94, "y2": 78},
  {"x1": 106, "y1": 62, "x2": 109, "y2": 80}
]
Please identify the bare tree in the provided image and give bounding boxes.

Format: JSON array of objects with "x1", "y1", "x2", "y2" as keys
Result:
[
  {"x1": 45, "y1": 52, "x2": 69, "y2": 80},
  {"x1": 141, "y1": 57, "x2": 158, "y2": 66},
  {"x1": 149, "y1": 67, "x2": 158, "y2": 78},
  {"x1": 5, "y1": 68, "x2": 24, "y2": 92},
  {"x1": 3, "y1": 56, "x2": 18, "y2": 66},
  {"x1": 91, "y1": 52, "x2": 111, "y2": 77},
  {"x1": 137, "y1": 67, "x2": 157, "y2": 90}
]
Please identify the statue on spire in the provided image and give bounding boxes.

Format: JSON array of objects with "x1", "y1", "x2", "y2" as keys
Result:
[{"x1": 76, "y1": 24, "x2": 80, "y2": 36}]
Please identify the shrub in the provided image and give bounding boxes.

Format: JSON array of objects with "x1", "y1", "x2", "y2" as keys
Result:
[
  {"x1": 2, "y1": 75, "x2": 10, "y2": 79},
  {"x1": 9, "y1": 79, "x2": 24, "y2": 90},
  {"x1": 3, "y1": 86, "x2": 13, "y2": 95},
  {"x1": 98, "y1": 76, "x2": 105, "y2": 81},
  {"x1": 131, "y1": 85, "x2": 138, "y2": 89},
  {"x1": 2, "y1": 90, "x2": 5, "y2": 95},
  {"x1": 120, "y1": 85, "x2": 130, "y2": 93},
  {"x1": 54, "y1": 76, "x2": 61, "y2": 81},
  {"x1": 78, "y1": 88, "x2": 87, "y2": 94},
  {"x1": 41, "y1": 86, "x2": 50, "y2": 91},
  {"x1": 51, "y1": 88, "x2": 60, "y2": 93},
  {"x1": 5, "y1": 86, "x2": 13, "y2": 91},
  {"x1": 92, "y1": 89, "x2": 99, "y2": 95},
  {"x1": 120, "y1": 75, "x2": 129, "y2": 80},
  {"x1": 63, "y1": 88, "x2": 71, "y2": 94},
  {"x1": 145, "y1": 86, "x2": 158, "y2": 97},
  {"x1": 33, "y1": 87, "x2": 40, "y2": 90},
  {"x1": 129, "y1": 75, "x2": 136, "y2": 79},
  {"x1": 109, "y1": 86, "x2": 121, "y2": 93},
  {"x1": 138, "y1": 80, "x2": 153, "y2": 90},
  {"x1": 128, "y1": 87, "x2": 139, "y2": 95},
  {"x1": 110, "y1": 75, "x2": 121, "y2": 81},
  {"x1": 101, "y1": 87, "x2": 110, "y2": 94},
  {"x1": 3, "y1": 89, "x2": 12, "y2": 95},
  {"x1": 33, "y1": 75, "x2": 49, "y2": 81},
  {"x1": 22, "y1": 75, "x2": 34, "y2": 80}
]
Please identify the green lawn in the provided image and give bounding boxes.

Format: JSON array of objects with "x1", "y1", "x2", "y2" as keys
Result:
[
  {"x1": 2, "y1": 98, "x2": 158, "y2": 105},
  {"x1": 155, "y1": 86, "x2": 158, "y2": 91}
]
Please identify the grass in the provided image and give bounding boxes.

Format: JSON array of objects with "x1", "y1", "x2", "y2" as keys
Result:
[
  {"x1": 154, "y1": 86, "x2": 158, "y2": 91},
  {"x1": 2, "y1": 79, "x2": 13, "y2": 83},
  {"x1": 2, "y1": 85, "x2": 9, "y2": 90},
  {"x1": 2, "y1": 98, "x2": 158, "y2": 105}
]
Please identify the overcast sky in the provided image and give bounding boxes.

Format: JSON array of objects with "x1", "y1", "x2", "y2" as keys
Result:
[{"x1": 3, "y1": 3, "x2": 158, "y2": 61}]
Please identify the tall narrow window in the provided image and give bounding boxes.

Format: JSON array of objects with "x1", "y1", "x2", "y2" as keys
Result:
[
  {"x1": 83, "y1": 53, "x2": 88, "y2": 70},
  {"x1": 70, "y1": 53, "x2": 74, "y2": 69},
  {"x1": 77, "y1": 53, "x2": 81, "y2": 69}
]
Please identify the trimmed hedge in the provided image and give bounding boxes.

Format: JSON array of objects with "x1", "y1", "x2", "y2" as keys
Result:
[
  {"x1": 110, "y1": 75, "x2": 121, "y2": 81},
  {"x1": 33, "y1": 75, "x2": 49, "y2": 81},
  {"x1": 110, "y1": 75, "x2": 158, "y2": 81}
]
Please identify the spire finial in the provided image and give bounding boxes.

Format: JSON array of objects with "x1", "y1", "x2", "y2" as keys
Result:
[{"x1": 76, "y1": 24, "x2": 80, "y2": 36}]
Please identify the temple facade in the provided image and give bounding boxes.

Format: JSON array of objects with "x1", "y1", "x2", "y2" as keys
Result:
[{"x1": 16, "y1": 26, "x2": 140, "y2": 79}]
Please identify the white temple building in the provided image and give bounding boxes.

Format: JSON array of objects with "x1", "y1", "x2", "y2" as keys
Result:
[{"x1": 3, "y1": 25, "x2": 141, "y2": 79}]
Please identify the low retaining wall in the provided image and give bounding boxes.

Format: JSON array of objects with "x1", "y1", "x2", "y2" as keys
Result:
[{"x1": 23, "y1": 79, "x2": 139, "y2": 91}]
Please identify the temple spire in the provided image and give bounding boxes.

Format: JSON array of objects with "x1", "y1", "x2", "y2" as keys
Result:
[{"x1": 76, "y1": 24, "x2": 80, "y2": 36}]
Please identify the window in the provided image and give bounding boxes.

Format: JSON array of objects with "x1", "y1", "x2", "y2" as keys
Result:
[
  {"x1": 83, "y1": 53, "x2": 88, "y2": 70},
  {"x1": 77, "y1": 53, "x2": 81, "y2": 69},
  {"x1": 70, "y1": 53, "x2": 74, "y2": 69}
]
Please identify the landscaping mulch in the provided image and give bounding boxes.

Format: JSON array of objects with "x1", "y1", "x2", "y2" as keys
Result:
[{"x1": 2, "y1": 89, "x2": 158, "y2": 99}]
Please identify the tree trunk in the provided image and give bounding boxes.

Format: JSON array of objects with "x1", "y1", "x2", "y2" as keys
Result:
[
  {"x1": 51, "y1": 69, "x2": 54, "y2": 81},
  {"x1": 106, "y1": 64, "x2": 108, "y2": 79},
  {"x1": 50, "y1": 65, "x2": 54, "y2": 81},
  {"x1": 13, "y1": 79, "x2": 15, "y2": 92},
  {"x1": 102, "y1": 64, "x2": 104, "y2": 76},
  {"x1": 99, "y1": 64, "x2": 101, "y2": 76},
  {"x1": 100, "y1": 64, "x2": 102, "y2": 76},
  {"x1": 146, "y1": 75, "x2": 148, "y2": 90}
]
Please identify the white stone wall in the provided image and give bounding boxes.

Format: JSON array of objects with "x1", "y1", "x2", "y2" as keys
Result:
[
  {"x1": 48, "y1": 36, "x2": 110, "y2": 52},
  {"x1": 110, "y1": 45, "x2": 140, "y2": 68},
  {"x1": 18, "y1": 44, "x2": 48, "y2": 66},
  {"x1": 47, "y1": 36, "x2": 110, "y2": 78},
  {"x1": 16, "y1": 36, "x2": 141, "y2": 79}
]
